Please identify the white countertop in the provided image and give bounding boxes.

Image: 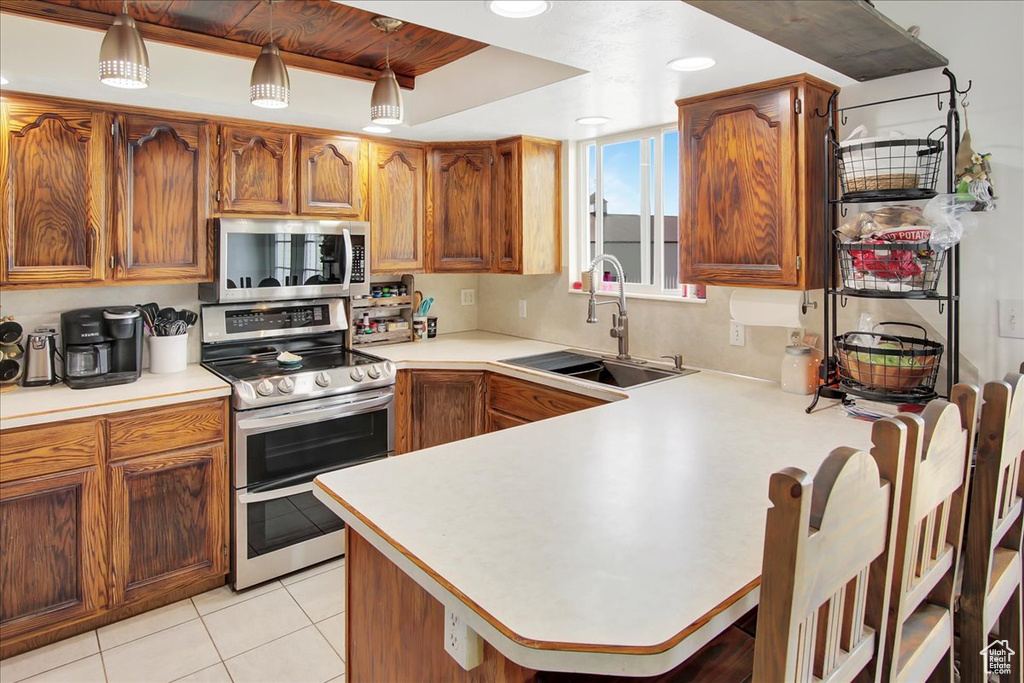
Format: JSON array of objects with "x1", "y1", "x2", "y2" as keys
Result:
[
  {"x1": 316, "y1": 332, "x2": 872, "y2": 675},
  {"x1": 0, "y1": 364, "x2": 231, "y2": 430}
]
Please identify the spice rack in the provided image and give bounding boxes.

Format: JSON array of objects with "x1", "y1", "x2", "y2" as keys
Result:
[
  {"x1": 347, "y1": 274, "x2": 415, "y2": 349},
  {"x1": 806, "y1": 68, "x2": 969, "y2": 413}
]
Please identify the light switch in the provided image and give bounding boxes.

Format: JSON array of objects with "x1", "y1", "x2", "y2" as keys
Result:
[{"x1": 998, "y1": 299, "x2": 1023, "y2": 339}]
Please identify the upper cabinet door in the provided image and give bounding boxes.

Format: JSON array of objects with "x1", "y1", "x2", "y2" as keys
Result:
[
  {"x1": 370, "y1": 142, "x2": 424, "y2": 273},
  {"x1": 298, "y1": 135, "x2": 365, "y2": 217},
  {"x1": 679, "y1": 86, "x2": 799, "y2": 288},
  {"x1": 428, "y1": 145, "x2": 492, "y2": 272},
  {"x1": 114, "y1": 115, "x2": 214, "y2": 283},
  {"x1": 1, "y1": 101, "x2": 110, "y2": 285},
  {"x1": 493, "y1": 139, "x2": 522, "y2": 273},
  {"x1": 219, "y1": 126, "x2": 295, "y2": 214}
]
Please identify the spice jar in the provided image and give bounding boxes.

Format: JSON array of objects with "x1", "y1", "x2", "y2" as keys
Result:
[{"x1": 781, "y1": 345, "x2": 820, "y2": 395}]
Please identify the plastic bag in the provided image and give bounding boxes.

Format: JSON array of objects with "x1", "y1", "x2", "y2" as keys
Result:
[
  {"x1": 923, "y1": 194, "x2": 974, "y2": 251},
  {"x1": 848, "y1": 313, "x2": 878, "y2": 347}
]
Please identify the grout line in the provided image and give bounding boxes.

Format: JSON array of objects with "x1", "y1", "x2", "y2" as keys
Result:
[
  {"x1": 197, "y1": 613, "x2": 228, "y2": 665},
  {"x1": 191, "y1": 581, "x2": 283, "y2": 618},
  {"x1": 313, "y1": 613, "x2": 346, "y2": 663},
  {"x1": 3, "y1": 631, "x2": 102, "y2": 683},
  {"x1": 218, "y1": 623, "x2": 317, "y2": 667},
  {"x1": 97, "y1": 605, "x2": 202, "y2": 652}
]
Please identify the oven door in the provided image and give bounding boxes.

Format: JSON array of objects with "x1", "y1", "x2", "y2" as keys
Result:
[{"x1": 232, "y1": 388, "x2": 394, "y2": 588}]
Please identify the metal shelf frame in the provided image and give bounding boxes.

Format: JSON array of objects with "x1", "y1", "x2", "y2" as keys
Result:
[{"x1": 807, "y1": 68, "x2": 970, "y2": 413}]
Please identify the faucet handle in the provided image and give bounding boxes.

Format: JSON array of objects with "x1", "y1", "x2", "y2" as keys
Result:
[{"x1": 660, "y1": 354, "x2": 684, "y2": 370}]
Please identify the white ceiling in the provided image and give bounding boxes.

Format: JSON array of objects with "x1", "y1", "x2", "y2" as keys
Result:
[{"x1": 0, "y1": 1, "x2": 858, "y2": 141}]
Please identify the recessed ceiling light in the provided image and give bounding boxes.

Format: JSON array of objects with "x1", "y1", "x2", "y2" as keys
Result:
[
  {"x1": 576, "y1": 116, "x2": 611, "y2": 125},
  {"x1": 487, "y1": 1, "x2": 550, "y2": 19},
  {"x1": 362, "y1": 124, "x2": 392, "y2": 134},
  {"x1": 0, "y1": 76, "x2": 8, "y2": 85},
  {"x1": 667, "y1": 56, "x2": 716, "y2": 72}
]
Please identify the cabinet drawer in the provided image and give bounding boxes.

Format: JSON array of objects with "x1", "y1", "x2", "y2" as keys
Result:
[
  {"x1": 487, "y1": 374, "x2": 604, "y2": 423},
  {"x1": 0, "y1": 419, "x2": 102, "y2": 483},
  {"x1": 108, "y1": 399, "x2": 226, "y2": 461},
  {"x1": 487, "y1": 409, "x2": 529, "y2": 433}
]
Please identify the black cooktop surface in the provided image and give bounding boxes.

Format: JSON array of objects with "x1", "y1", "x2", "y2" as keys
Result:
[{"x1": 205, "y1": 347, "x2": 379, "y2": 381}]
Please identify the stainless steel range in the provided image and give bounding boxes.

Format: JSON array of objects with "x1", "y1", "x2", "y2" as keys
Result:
[{"x1": 201, "y1": 298, "x2": 395, "y2": 589}]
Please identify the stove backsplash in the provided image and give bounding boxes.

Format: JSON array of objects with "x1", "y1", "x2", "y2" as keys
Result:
[{"x1": 2, "y1": 284, "x2": 203, "y2": 367}]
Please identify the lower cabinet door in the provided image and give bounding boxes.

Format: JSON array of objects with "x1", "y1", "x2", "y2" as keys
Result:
[
  {"x1": 0, "y1": 467, "x2": 107, "y2": 638},
  {"x1": 108, "y1": 443, "x2": 227, "y2": 605},
  {"x1": 410, "y1": 370, "x2": 486, "y2": 450},
  {"x1": 487, "y1": 408, "x2": 529, "y2": 433}
]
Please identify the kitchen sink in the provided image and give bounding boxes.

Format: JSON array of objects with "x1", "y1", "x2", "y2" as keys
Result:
[{"x1": 501, "y1": 350, "x2": 697, "y2": 389}]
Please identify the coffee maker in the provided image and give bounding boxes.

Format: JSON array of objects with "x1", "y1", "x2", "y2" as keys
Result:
[{"x1": 61, "y1": 307, "x2": 143, "y2": 389}]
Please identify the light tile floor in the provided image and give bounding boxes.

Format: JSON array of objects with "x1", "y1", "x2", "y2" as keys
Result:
[{"x1": 0, "y1": 558, "x2": 347, "y2": 683}]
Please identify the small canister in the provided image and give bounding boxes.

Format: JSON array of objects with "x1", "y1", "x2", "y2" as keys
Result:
[{"x1": 781, "y1": 345, "x2": 819, "y2": 395}]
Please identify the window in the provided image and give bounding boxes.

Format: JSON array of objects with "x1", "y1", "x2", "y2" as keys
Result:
[{"x1": 578, "y1": 126, "x2": 699, "y2": 300}]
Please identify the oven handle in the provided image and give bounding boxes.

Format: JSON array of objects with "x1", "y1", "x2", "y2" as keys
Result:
[
  {"x1": 238, "y1": 480, "x2": 323, "y2": 505},
  {"x1": 342, "y1": 228, "x2": 353, "y2": 292},
  {"x1": 236, "y1": 392, "x2": 393, "y2": 432}
]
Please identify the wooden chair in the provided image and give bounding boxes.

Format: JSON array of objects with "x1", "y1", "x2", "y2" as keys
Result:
[
  {"x1": 751, "y1": 416, "x2": 906, "y2": 683},
  {"x1": 960, "y1": 372, "x2": 1023, "y2": 683},
  {"x1": 877, "y1": 386, "x2": 979, "y2": 682}
]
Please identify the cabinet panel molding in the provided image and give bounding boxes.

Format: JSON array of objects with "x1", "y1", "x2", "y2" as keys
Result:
[
  {"x1": 0, "y1": 467, "x2": 107, "y2": 639},
  {"x1": 428, "y1": 144, "x2": 492, "y2": 272},
  {"x1": 107, "y1": 398, "x2": 226, "y2": 462},
  {"x1": 298, "y1": 135, "x2": 365, "y2": 217},
  {"x1": 370, "y1": 142, "x2": 424, "y2": 273},
  {"x1": 220, "y1": 126, "x2": 295, "y2": 214}
]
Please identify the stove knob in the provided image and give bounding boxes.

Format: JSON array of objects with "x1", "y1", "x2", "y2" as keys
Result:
[
  {"x1": 255, "y1": 379, "x2": 274, "y2": 397},
  {"x1": 382, "y1": 361, "x2": 396, "y2": 377},
  {"x1": 278, "y1": 377, "x2": 295, "y2": 394},
  {"x1": 367, "y1": 364, "x2": 382, "y2": 380},
  {"x1": 315, "y1": 371, "x2": 331, "y2": 388},
  {"x1": 350, "y1": 367, "x2": 366, "y2": 382}
]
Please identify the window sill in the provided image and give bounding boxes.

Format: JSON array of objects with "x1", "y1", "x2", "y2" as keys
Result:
[{"x1": 567, "y1": 288, "x2": 707, "y2": 305}]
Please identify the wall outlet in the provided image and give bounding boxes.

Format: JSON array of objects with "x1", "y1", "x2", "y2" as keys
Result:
[
  {"x1": 460, "y1": 289, "x2": 476, "y2": 306},
  {"x1": 998, "y1": 299, "x2": 1024, "y2": 339},
  {"x1": 443, "y1": 607, "x2": 483, "y2": 671},
  {"x1": 518, "y1": 299, "x2": 527, "y2": 318},
  {"x1": 730, "y1": 321, "x2": 746, "y2": 347}
]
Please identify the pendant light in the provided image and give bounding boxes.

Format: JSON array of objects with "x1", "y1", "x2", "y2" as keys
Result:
[
  {"x1": 98, "y1": 0, "x2": 150, "y2": 89},
  {"x1": 369, "y1": 17, "x2": 404, "y2": 125},
  {"x1": 250, "y1": 0, "x2": 290, "y2": 109}
]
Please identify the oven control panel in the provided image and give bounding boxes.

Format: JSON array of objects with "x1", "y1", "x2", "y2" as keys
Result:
[
  {"x1": 202, "y1": 299, "x2": 347, "y2": 344},
  {"x1": 226, "y1": 304, "x2": 329, "y2": 333}
]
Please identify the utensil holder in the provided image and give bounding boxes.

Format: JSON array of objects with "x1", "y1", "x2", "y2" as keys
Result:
[{"x1": 148, "y1": 334, "x2": 188, "y2": 374}]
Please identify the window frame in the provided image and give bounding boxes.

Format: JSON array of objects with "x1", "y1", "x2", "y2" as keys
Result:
[{"x1": 574, "y1": 124, "x2": 697, "y2": 300}]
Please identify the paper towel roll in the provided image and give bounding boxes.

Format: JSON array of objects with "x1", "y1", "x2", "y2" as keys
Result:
[{"x1": 729, "y1": 289, "x2": 804, "y2": 328}]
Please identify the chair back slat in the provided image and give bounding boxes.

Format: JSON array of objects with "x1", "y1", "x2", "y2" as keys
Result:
[
  {"x1": 753, "y1": 418, "x2": 906, "y2": 683},
  {"x1": 878, "y1": 388, "x2": 979, "y2": 682}
]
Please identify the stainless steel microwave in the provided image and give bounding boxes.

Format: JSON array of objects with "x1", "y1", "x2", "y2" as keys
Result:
[{"x1": 200, "y1": 218, "x2": 369, "y2": 303}]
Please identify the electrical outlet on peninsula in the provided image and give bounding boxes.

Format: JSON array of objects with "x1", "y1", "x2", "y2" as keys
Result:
[
  {"x1": 460, "y1": 289, "x2": 476, "y2": 306},
  {"x1": 444, "y1": 607, "x2": 483, "y2": 671}
]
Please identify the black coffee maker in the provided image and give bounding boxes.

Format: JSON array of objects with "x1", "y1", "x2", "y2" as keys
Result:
[{"x1": 60, "y1": 307, "x2": 143, "y2": 389}]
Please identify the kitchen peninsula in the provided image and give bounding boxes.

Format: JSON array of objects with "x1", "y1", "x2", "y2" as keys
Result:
[{"x1": 314, "y1": 332, "x2": 874, "y2": 679}]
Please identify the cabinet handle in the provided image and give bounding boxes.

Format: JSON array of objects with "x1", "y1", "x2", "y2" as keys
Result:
[
  {"x1": 110, "y1": 255, "x2": 115, "y2": 269},
  {"x1": 216, "y1": 190, "x2": 222, "y2": 202}
]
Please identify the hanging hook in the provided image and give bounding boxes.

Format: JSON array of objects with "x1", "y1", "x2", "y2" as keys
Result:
[
  {"x1": 936, "y1": 92, "x2": 943, "y2": 111},
  {"x1": 840, "y1": 296, "x2": 848, "y2": 309},
  {"x1": 938, "y1": 300, "x2": 945, "y2": 315},
  {"x1": 801, "y1": 291, "x2": 818, "y2": 315},
  {"x1": 840, "y1": 111, "x2": 848, "y2": 126},
  {"x1": 840, "y1": 206, "x2": 848, "y2": 218}
]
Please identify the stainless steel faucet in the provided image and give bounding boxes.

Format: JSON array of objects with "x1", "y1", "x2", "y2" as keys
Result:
[{"x1": 585, "y1": 254, "x2": 631, "y2": 361}]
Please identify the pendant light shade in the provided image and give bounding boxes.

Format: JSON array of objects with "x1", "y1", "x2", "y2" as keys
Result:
[
  {"x1": 250, "y1": 42, "x2": 290, "y2": 109},
  {"x1": 370, "y1": 67, "x2": 403, "y2": 124},
  {"x1": 250, "y1": 1, "x2": 290, "y2": 109},
  {"x1": 98, "y1": 4, "x2": 149, "y2": 89},
  {"x1": 369, "y1": 17, "x2": 404, "y2": 125}
]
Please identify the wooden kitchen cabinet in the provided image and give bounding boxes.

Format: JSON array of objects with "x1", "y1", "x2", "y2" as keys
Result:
[
  {"x1": 219, "y1": 125, "x2": 295, "y2": 214},
  {"x1": 370, "y1": 142, "x2": 425, "y2": 273},
  {"x1": 427, "y1": 143, "x2": 493, "y2": 272},
  {"x1": 113, "y1": 114, "x2": 214, "y2": 283},
  {"x1": 493, "y1": 137, "x2": 562, "y2": 275},
  {"x1": 297, "y1": 134, "x2": 366, "y2": 217},
  {"x1": 676, "y1": 74, "x2": 834, "y2": 289},
  {"x1": 0, "y1": 418, "x2": 107, "y2": 641},
  {"x1": 0, "y1": 100, "x2": 112, "y2": 285},
  {"x1": 487, "y1": 373, "x2": 605, "y2": 424},
  {"x1": 409, "y1": 370, "x2": 487, "y2": 450},
  {"x1": 108, "y1": 443, "x2": 227, "y2": 604},
  {"x1": 0, "y1": 398, "x2": 229, "y2": 657}
]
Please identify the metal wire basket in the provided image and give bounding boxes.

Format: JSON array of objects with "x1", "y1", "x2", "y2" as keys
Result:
[
  {"x1": 834, "y1": 322, "x2": 943, "y2": 401},
  {"x1": 836, "y1": 137, "x2": 943, "y2": 200},
  {"x1": 836, "y1": 237, "x2": 947, "y2": 296}
]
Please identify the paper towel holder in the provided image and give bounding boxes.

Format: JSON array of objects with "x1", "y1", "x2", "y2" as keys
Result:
[{"x1": 801, "y1": 291, "x2": 818, "y2": 315}]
